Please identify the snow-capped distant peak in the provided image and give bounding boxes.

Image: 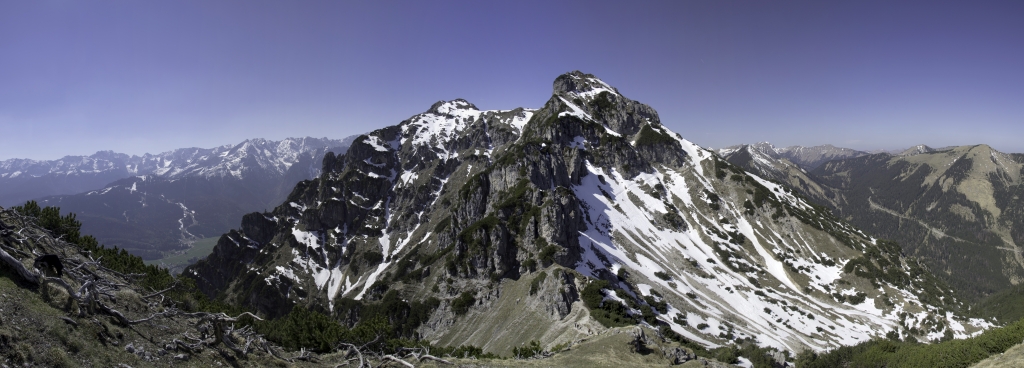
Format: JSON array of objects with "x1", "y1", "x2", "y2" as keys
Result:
[{"x1": 0, "y1": 137, "x2": 354, "y2": 181}]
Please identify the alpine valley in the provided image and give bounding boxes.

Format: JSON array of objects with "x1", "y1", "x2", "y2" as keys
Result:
[
  {"x1": 1, "y1": 137, "x2": 353, "y2": 265},
  {"x1": 184, "y1": 71, "x2": 997, "y2": 360}
]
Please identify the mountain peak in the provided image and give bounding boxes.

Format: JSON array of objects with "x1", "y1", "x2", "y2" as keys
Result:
[
  {"x1": 898, "y1": 144, "x2": 935, "y2": 156},
  {"x1": 749, "y1": 141, "x2": 779, "y2": 153},
  {"x1": 429, "y1": 99, "x2": 478, "y2": 115},
  {"x1": 552, "y1": 71, "x2": 619, "y2": 98}
]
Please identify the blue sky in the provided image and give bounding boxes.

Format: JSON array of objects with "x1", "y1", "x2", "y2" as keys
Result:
[{"x1": 2, "y1": 0, "x2": 1022, "y2": 160}]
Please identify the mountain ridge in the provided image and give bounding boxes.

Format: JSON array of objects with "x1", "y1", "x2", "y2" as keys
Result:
[
  {"x1": 24, "y1": 137, "x2": 354, "y2": 264},
  {"x1": 186, "y1": 71, "x2": 989, "y2": 356},
  {"x1": 0, "y1": 136, "x2": 356, "y2": 207}
]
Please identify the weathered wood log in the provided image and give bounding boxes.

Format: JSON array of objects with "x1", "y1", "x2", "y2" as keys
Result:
[
  {"x1": 0, "y1": 246, "x2": 40, "y2": 284},
  {"x1": 381, "y1": 354, "x2": 415, "y2": 367}
]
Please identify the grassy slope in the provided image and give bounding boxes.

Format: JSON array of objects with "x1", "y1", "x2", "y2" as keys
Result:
[
  {"x1": 144, "y1": 236, "x2": 219, "y2": 274},
  {"x1": 0, "y1": 271, "x2": 243, "y2": 367},
  {"x1": 423, "y1": 326, "x2": 735, "y2": 368},
  {"x1": 430, "y1": 266, "x2": 603, "y2": 356},
  {"x1": 971, "y1": 342, "x2": 1024, "y2": 368}
]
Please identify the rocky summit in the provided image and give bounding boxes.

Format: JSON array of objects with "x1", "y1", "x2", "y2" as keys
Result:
[{"x1": 186, "y1": 71, "x2": 990, "y2": 356}]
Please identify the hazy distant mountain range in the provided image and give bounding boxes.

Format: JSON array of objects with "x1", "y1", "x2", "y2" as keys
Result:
[
  {"x1": 718, "y1": 142, "x2": 870, "y2": 171},
  {"x1": 2, "y1": 137, "x2": 355, "y2": 260},
  {"x1": 1, "y1": 137, "x2": 355, "y2": 207}
]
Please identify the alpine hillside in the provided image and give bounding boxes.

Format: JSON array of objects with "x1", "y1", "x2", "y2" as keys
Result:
[
  {"x1": 30, "y1": 137, "x2": 353, "y2": 263},
  {"x1": 186, "y1": 72, "x2": 990, "y2": 357},
  {"x1": 810, "y1": 145, "x2": 1024, "y2": 302},
  {"x1": 725, "y1": 142, "x2": 1024, "y2": 303},
  {"x1": 718, "y1": 143, "x2": 845, "y2": 208}
]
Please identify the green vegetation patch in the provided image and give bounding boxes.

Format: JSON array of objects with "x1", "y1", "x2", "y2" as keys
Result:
[
  {"x1": 451, "y1": 291, "x2": 476, "y2": 315},
  {"x1": 798, "y1": 317, "x2": 1024, "y2": 368},
  {"x1": 580, "y1": 280, "x2": 633, "y2": 327},
  {"x1": 592, "y1": 91, "x2": 614, "y2": 111},
  {"x1": 634, "y1": 124, "x2": 675, "y2": 146}
]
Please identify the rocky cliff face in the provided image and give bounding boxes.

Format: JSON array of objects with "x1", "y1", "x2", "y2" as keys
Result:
[{"x1": 186, "y1": 72, "x2": 989, "y2": 355}]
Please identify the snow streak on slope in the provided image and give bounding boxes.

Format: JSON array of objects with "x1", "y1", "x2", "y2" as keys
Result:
[
  {"x1": 401, "y1": 100, "x2": 482, "y2": 159},
  {"x1": 570, "y1": 127, "x2": 991, "y2": 352},
  {"x1": 271, "y1": 102, "x2": 543, "y2": 305}
]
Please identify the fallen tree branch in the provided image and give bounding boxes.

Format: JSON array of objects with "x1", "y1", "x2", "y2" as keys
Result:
[
  {"x1": 96, "y1": 300, "x2": 131, "y2": 326},
  {"x1": 174, "y1": 338, "x2": 201, "y2": 354},
  {"x1": 0, "y1": 246, "x2": 39, "y2": 285},
  {"x1": 142, "y1": 282, "x2": 179, "y2": 299},
  {"x1": 180, "y1": 311, "x2": 264, "y2": 323},
  {"x1": 292, "y1": 347, "x2": 315, "y2": 362},
  {"x1": 264, "y1": 339, "x2": 293, "y2": 363},
  {"x1": 337, "y1": 343, "x2": 367, "y2": 368},
  {"x1": 127, "y1": 310, "x2": 178, "y2": 325},
  {"x1": 0, "y1": 243, "x2": 31, "y2": 258},
  {"x1": 416, "y1": 354, "x2": 452, "y2": 365},
  {"x1": 68, "y1": 256, "x2": 102, "y2": 272},
  {"x1": 381, "y1": 354, "x2": 415, "y2": 367},
  {"x1": 60, "y1": 316, "x2": 79, "y2": 327}
]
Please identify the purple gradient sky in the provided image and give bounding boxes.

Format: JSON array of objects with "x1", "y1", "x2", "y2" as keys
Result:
[{"x1": 2, "y1": 1, "x2": 1022, "y2": 160}]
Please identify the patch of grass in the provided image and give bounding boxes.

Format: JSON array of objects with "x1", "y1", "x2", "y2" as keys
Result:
[
  {"x1": 529, "y1": 271, "x2": 548, "y2": 295},
  {"x1": 976, "y1": 284, "x2": 1024, "y2": 323},
  {"x1": 43, "y1": 347, "x2": 74, "y2": 368},
  {"x1": 434, "y1": 216, "x2": 451, "y2": 232}
]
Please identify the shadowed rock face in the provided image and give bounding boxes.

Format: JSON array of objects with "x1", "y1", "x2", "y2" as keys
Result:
[{"x1": 186, "y1": 72, "x2": 985, "y2": 354}]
